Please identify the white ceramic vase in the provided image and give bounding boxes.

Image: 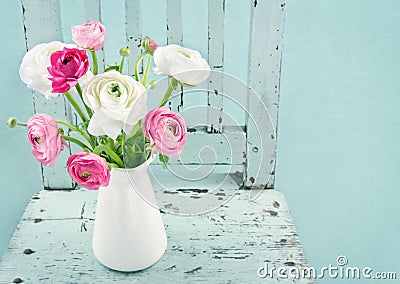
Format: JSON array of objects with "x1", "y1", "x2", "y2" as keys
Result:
[{"x1": 92, "y1": 158, "x2": 167, "y2": 272}]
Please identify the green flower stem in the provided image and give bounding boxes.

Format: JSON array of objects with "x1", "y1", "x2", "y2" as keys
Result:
[
  {"x1": 134, "y1": 52, "x2": 147, "y2": 82},
  {"x1": 17, "y1": 122, "x2": 27, "y2": 127},
  {"x1": 142, "y1": 54, "x2": 152, "y2": 86},
  {"x1": 75, "y1": 83, "x2": 93, "y2": 117},
  {"x1": 142, "y1": 134, "x2": 148, "y2": 162},
  {"x1": 65, "y1": 91, "x2": 88, "y2": 122},
  {"x1": 55, "y1": 119, "x2": 95, "y2": 149},
  {"x1": 90, "y1": 50, "x2": 99, "y2": 75},
  {"x1": 63, "y1": 136, "x2": 91, "y2": 150},
  {"x1": 119, "y1": 56, "x2": 125, "y2": 73},
  {"x1": 159, "y1": 78, "x2": 178, "y2": 107},
  {"x1": 93, "y1": 144, "x2": 124, "y2": 168},
  {"x1": 72, "y1": 84, "x2": 97, "y2": 146}
]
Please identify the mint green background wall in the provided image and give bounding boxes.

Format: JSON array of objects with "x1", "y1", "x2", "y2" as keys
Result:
[
  {"x1": 277, "y1": 0, "x2": 400, "y2": 281},
  {"x1": 0, "y1": 1, "x2": 42, "y2": 258}
]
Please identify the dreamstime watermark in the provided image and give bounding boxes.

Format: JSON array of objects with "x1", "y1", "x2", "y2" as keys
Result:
[{"x1": 257, "y1": 256, "x2": 397, "y2": 280}]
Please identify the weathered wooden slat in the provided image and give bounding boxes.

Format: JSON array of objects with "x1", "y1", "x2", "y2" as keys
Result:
[
  {"x1": 125, "y1": 0, "x2": 142, "y2": 76},
  {"x1": 245, "y1": 0, "x2": 286, "y2": 188},
  {"x1": 0, "y1": 189, "x2": 313, "y2": 283},
  {"x1": 21, "y1": 0, "x2": 74, "y2": 189},
  {"x1": 207, "y1": 0, "x2": 225, "y2": 133},
  {"x1": 59, "y1": 0, "x2": 84, "y2": 43},
  {"x1": 101, "y1": 0, "x2": 126, "y2": 69},
  {"x1": 83, "y1": 0, "x2": 105, "y2": 71},
  {"x1": 166, "y1": 0, "x2": 184, "y2": 114},
  {"x1": 166, "y1": 0, "x2": 183, "y2": 45}
]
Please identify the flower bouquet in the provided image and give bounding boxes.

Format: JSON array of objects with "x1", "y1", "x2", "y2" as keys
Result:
[{"x1": 8, "y1": 21, "x2": 210, "y2": 271}]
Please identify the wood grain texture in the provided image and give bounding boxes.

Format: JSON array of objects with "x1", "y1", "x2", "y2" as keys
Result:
[
  {"x1": 21, "y1": 0, "x2": 74, "y2": 189},
  {"x1": 0, "y1": 188, "x2": 312, "y2": 283}
]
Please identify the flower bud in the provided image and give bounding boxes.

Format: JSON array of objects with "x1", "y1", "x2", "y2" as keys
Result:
[
  {"x1": 141, "y1": 37, "x2": 158, "y2": 54},
  {"x1": 98, "y1": 136, "x2": 108, "y2": 144},
  {"x1": 119, "y1": 46, "x2": 130, "y2": 57},
  {"x1": 140, "y1": 38, "x2": 147, "y2": 48},
  {"x1": 7, "y1": 117, "x2": 17, "y2": 128},
  {"x1": 58, "y1": 127, "x2": 64, "y2": 135}
]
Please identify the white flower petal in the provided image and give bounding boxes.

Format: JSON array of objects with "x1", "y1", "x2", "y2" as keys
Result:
[
  {"x1": 87, "y1": 112, "x2": 107, "y2": 136},
  {"x1": 153, "y1": 44, "x2": 210, "y2": 86},
  {"x1": 102, "y1": 118, "x2": 124, "y2": 140},
  {"x1": 83, "y1": 70, "x2": 147, "y2": 138},
  {"x1": 88, "y1": 111, "x2": 123, "y2": 139}
]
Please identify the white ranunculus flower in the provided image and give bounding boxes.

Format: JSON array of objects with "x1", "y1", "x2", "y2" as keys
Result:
[
  {"x1": 153, "y1": 44, "x2": 210, "y2": 86},
  {"x1": 83, "y1": 70, "x2": 147, "y2": 139},
  {"x1": 19, "y1": 41, "x2": 92, "y2": 99}
]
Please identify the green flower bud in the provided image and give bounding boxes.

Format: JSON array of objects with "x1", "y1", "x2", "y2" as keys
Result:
[
  {"x1": 98, "y1": 137, "x2": 108, "y2": 144},
  {"x1": 119, "y1": 46, "x2": 130, "y2": 57},
  {"x1": 140, "y1": 38, "x2": 147, "y2": 49},
  {"x1": 58, "y1": 127, "x2": 64, "y2": 135},
  {"x1": 7, "y1": 117, "x2": 17, "y2": 128}
]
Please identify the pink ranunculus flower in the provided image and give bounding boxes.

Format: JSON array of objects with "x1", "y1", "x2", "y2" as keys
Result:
[
  {"x1": 27, "y1": 114, "x2": 68, "y2": 167},
  {"x1": 47, "y1": 47, "x2": 89, "y2": 93},
  {"x1": 142, "y1": 107, "x2": 187, "y2": 156},
  {"x1": 72, "y1": 21, "x2": 106, "y2": 51},
  {"x1": 66, "y1": 152, "x2": 110, "y2": 190}
]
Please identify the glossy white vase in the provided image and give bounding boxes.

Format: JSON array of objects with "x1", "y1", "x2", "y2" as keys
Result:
[{"x1": 92, "y1": 158, "x2": 167, "y2": 272}]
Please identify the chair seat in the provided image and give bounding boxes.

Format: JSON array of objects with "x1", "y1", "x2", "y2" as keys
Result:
[{"x1": 0, "y1": 188, "x2": 312, "y2": 283}]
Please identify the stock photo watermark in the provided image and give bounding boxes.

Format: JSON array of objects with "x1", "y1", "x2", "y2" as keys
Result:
[{"x1": 257, "y1": 256, "x2": 397, "y2": 280}]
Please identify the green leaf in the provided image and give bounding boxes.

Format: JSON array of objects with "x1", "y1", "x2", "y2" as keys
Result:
[
  {"x1": 116, "y1": 133, "x2": 124, "y2": 145},
  {"x1": 122, "y1": 126, "x2": 150, "y2": 168},
  {"x1": 107, "y1": 162, "x2": 120, "y2": 169},
  {"x1": 159, "y1": 153, "x2": 169, "y2": 169}
]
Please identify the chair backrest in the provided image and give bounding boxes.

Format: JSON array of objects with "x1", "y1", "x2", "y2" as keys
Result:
[{"x1": 21, "y1": 0, "x2": 286, "y2": 189}]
